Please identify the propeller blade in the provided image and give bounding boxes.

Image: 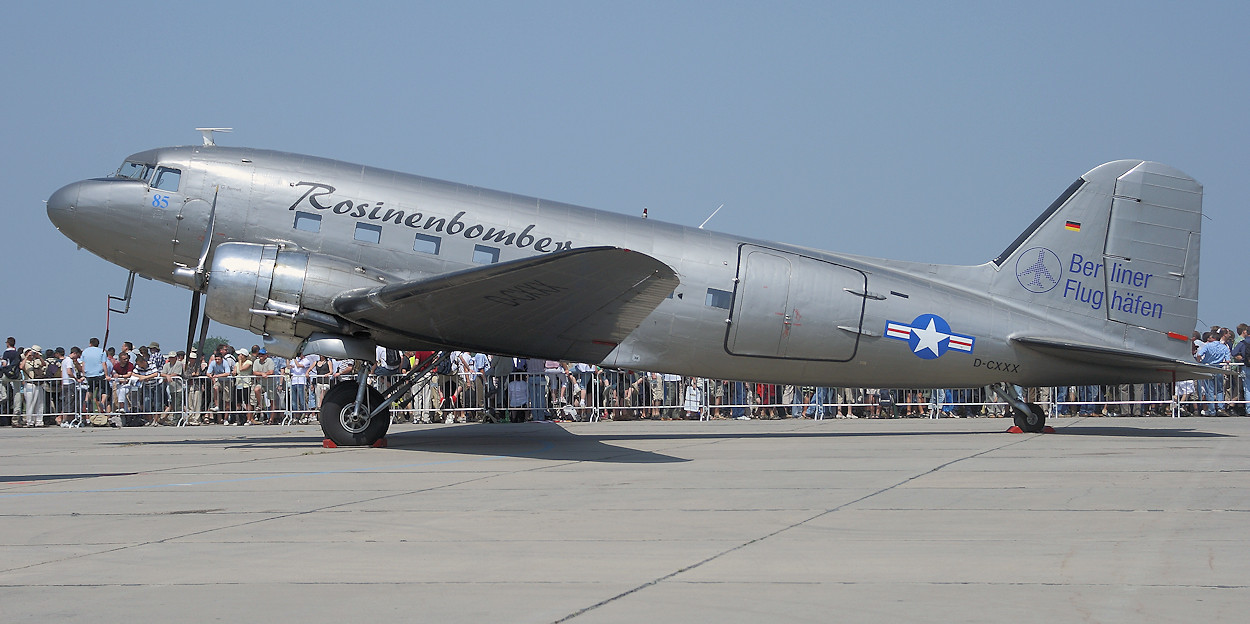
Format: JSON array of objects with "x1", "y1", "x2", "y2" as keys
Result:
[
  {"x1": 194, "y1": 190, "x2": 217, "y2": 355},
  {"x1": 182, "y1": 188, "x2": 218, "y2": 357},
  {"x1": 172, "y1": 187, "x2": 219, "y2": 292},
  {"x1": 185, "y1": 290, "x2": 201, "y2": 358},
  {"x1": 196, "y1": 309, "x2": 211, "y2": 357},
  {"x1": 195, "y1": 187, "x2": 219, "y2": 274}
]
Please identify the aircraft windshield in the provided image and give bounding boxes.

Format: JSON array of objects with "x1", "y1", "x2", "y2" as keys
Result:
[{"x1": 115, "y1": 161, "x2": 153, "y2": 181}]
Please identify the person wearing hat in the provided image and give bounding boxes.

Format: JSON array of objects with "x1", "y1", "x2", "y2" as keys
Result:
[
  {"x1": 206, "y1": 351, "x2": 233, "y2": 422},
  {"x1": 251, "y1": 348, "x2": 277, "y2": 424},
  {"x1": 20, "y1": 346, "x2": 48, "y2": 426},
  {"x1": 184, "y1": 350, "x2": 204, "y2": 424},
  {"x1": 233, "y1": 349, "x2": 255, "y2": 425},
  {"x1": 161, "y1": 350, "x2": 186, "y2": 424}
]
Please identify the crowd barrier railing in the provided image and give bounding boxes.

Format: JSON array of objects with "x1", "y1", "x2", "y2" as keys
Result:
[{"x1": 1, "y1": 365, "x2": 1246, "y2": 427}]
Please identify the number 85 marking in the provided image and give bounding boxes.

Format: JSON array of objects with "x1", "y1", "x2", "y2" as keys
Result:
[{"x1": 152, "y1": 194, "x2": 170, "y2": 208}]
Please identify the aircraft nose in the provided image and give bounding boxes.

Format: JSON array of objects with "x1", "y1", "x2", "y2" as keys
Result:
[{"x1": 46, "y1": 181, "x2": 83, "y2": 230}]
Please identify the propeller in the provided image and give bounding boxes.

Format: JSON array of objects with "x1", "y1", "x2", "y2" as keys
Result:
[{"x1": 181, "y1": 187, "x2": 218, "y2": 357}]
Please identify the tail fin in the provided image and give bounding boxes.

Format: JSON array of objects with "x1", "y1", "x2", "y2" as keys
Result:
[{"x1": 993, "y1": 160, "x2": 1202, "y2": 342}]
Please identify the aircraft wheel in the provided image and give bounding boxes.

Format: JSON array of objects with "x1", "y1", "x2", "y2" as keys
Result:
[
  {"x1": 319, "y1": 381, "x2": 390, "y2": 446},
  {"x1": 1012, "y1": 403, "x2": 1046, "y2": 433}
]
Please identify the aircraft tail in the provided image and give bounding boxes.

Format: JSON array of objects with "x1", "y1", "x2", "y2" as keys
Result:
[{"x1": 991, "y1": 160, "x2": 1202, "y2": 356}]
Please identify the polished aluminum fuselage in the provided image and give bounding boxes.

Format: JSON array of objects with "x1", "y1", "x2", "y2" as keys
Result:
[{"x1": 47, "y1": 146, "x2": 1188, "y2": 387}]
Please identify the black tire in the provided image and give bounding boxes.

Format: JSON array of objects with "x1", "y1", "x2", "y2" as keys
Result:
[
  {"x1": 319, "y1": 381, "x2": 390, "y2": 446},
  {"x1": 1012, "y1": 403, "x2": 1047, "y2": 433}
]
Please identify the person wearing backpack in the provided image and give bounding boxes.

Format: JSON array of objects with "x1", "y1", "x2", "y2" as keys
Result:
[
  {"x1": 374, "y1": 346, "x2": 403, "y2": 379},
  {"x1": 436, "y1": 353, "x2": 459, "y2": 423},
  {"x1": 1, "y1": 337, "x2": 22, "y2": 425},
  {"x1": 20, "y1": 347, "x2": 48, "y2": 426}
]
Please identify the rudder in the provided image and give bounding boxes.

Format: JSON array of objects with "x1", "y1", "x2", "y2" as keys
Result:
[{"x1": 1102, "y1": 162, "x2": 1201, "y2": 334}]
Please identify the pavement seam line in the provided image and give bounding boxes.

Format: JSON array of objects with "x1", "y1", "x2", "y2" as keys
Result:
[{"x1": 552, "y1": 431, "x2": 1041, "y2": 623}]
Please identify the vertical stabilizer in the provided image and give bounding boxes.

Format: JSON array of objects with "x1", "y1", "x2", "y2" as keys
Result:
[{"x1": 991, "y1": 160, "x2": 1201, "y2": 347}]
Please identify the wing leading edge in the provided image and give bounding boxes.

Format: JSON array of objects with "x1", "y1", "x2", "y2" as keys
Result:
[{"x1": 333, "y1": 246, "x2": 679, "y2": 363}]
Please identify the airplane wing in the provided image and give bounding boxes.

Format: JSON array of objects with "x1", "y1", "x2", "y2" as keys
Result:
[
  {"x1": 332, "y1": 246, "x2": 679, "y2": 362},
  {"x1": 1011, "y1": 336, "x2": 1221, "y2": 380}
]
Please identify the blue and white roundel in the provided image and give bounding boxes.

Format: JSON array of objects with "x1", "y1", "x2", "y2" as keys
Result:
[{"x1": 884, "y1": 314, "x2": 976, "y2": 360}]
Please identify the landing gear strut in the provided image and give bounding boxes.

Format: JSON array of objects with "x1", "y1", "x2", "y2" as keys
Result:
[
  {"x1": 316, "y1": 352, "x2": 443, "y2": 446},
  {"x1": 990, "y1": 382, "x2": 1047, "y2": 433}
]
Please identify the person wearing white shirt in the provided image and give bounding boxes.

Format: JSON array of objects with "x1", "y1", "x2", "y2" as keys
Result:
[{"x1": 289, "y1": 354, "x2": 317, "y2": 416}]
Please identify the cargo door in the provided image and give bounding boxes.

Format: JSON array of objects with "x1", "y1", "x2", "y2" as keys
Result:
[{"x1": 726, "y1": 245, "x2": 866, "y2": 361}]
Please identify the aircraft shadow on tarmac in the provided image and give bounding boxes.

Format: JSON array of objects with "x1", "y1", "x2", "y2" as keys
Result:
[
  {"x1": 101, "y1": 421, "x2": 1229, "y2": 465},
  {"x1": 103, "y1": 425, "x2": 689, "y2": 464},
  {"x1": 1045, "y1": 425, "x2": 1231, "y2": 438},
  {"x1": 384, "y1": 424, "x2": 689, "y2": 463},
  {"x1": 5, "y1": 424, "x2": 1227, "y2": 489}
]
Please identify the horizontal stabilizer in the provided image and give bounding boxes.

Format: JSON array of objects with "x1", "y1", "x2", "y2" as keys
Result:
[
  {"x1": 1011, "y1": 335, "x2": 1219, "y2": 380},
  {"x1": 333, "y1": 246, "x2": 679, "y2": 362}
]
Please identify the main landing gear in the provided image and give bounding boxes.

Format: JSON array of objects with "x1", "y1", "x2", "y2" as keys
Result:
[
  {"x1": 990, "y1": 382, "x2": 1048, "y2": 433},
  {"x1": 319, "y1": 381, "x2": 389, "y2": 447},
  {"x1": 317, "y1": 351, "x2": 444, "y2": 447}
]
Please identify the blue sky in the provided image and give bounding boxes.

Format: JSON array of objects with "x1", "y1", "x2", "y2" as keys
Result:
[{"x1": 3, "y1": 1, "x2": 1246, "y2": 351}]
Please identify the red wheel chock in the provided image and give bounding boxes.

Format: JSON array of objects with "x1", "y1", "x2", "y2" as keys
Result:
[
  {"x1": 322, "y1": 437, "x2": 388, "y2": 448},
  {"x1": 1006, "y1": 426, "x2": 1055, "y2": 434}
]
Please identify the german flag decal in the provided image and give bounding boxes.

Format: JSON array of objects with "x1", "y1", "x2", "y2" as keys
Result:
[{"x1": 1064, "y1": 220, "x2": 1081, "y2": 232}]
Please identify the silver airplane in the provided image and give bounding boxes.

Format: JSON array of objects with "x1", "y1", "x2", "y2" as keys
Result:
[{"x1": 46, "y1": 134, "x2": 1216, "y2": 444}]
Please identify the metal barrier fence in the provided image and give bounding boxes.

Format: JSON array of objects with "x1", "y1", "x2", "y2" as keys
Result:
[{"x1": 1, "y1": 365, "x2": 1247, "y2": 427}]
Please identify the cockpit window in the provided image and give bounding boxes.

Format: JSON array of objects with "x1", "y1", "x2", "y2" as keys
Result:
[
  {"x1": 116, "y1": 161, "x2": 152, "y2": 181},
  {"x1": 153, "y1": 167, "x2": 182, "y2": 192}
]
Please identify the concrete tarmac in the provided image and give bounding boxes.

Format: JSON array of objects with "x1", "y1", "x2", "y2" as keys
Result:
[{"x1": 2, "y1": 416, "x2": 1248, "y2": 623}]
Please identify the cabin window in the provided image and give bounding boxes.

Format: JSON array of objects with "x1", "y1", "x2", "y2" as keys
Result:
[
  {"x1": 414, "y1": 233, "x2": 441, "y2": 255},
  {"x1": 293, "y1": 211, "x2": 321, "y2": 233},
  {"x1": 152, "y1": 167, "x2": 181, "y2": 192},
  {"x1": 116, "y1": 161, "x2": 152, "y2": 181},
  {"x1": 354, "y1": 222, "x2": 382, "y2": 244},
  {"x1": 705, "y1": 288, "x2": 732, "y2": 310},
  {"x1": 473, "y1": 245, "x2": 500, "y2": 264}
]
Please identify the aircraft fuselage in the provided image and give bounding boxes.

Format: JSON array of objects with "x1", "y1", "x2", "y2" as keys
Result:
[{"x1": 47, "y1": 145, "x2": 1196, "y2": 388}]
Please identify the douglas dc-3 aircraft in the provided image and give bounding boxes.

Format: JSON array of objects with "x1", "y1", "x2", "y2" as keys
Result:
[{"x1": 47, "y1": 132, "x2": 1216, "y2": 445}]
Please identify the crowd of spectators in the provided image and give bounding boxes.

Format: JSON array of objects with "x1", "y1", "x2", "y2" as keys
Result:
[{"x1": 1, "y1": 324, "x2": 1247, "y2": 428}]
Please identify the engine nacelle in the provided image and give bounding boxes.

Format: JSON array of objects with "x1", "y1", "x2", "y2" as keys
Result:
[{"x1": 204, "y1": 242, "x2": 391, "y2": 349}]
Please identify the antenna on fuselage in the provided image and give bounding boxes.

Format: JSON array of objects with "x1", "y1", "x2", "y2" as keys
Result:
[
  {"x1": 698, "y1": 204, "x2": 724, "y2": 229},
  {"x1": 195, "y1": 127, "x2": 233, "y2": 146}
]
